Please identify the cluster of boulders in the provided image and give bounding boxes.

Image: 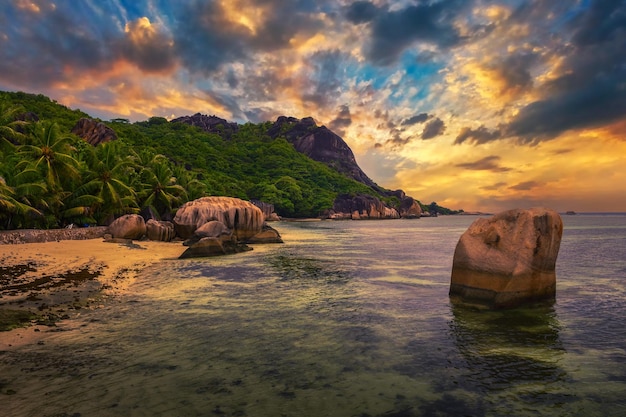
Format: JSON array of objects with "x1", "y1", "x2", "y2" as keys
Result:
[
  {"x1": 105, "y1": 197, "x2": 282, "y2": 258},
  {"x1": 323, "y1": 193, "x2": 422, "y2": 220}
]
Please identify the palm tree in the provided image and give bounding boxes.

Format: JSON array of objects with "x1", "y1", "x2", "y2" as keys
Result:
[
  {"x1": 0, "y1": 102, "x2": 27, "y2": 151},
  {"x1": 17, "y1": 121, "x2": 80, "y2": 192},
  {"x1": 72, "y1": 140, "x2": 138, "y2": 225},
  {"x1": 172, "y1": 165, "x2": 206, "y2": 201},
  {"x1": 137, "y1": 154, "x2": 187, "y2": 219},
  {"x1": 0, "y1": 174, "x2": 43, "y2": 229}
]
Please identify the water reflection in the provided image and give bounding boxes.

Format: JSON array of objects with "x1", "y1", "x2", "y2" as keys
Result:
[{"x1": 448, "y1": 303, "x2": 578, "y2": 415}]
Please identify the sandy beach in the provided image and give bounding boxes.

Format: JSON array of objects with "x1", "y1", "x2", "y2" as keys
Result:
[{"x1": 0, "y1": 238, "x2": 185, "y2": 349}]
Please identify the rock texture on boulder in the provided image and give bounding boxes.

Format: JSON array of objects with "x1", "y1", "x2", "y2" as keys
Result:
[
  {"x1": 71, "y1": 118, "x2": 118, "y2": 146},
  {"x1": 450, "y1": 207, "x2": 563, "y2": 308},
  {"x1": 180, "y1": 220, "x2": 251, "y2": 258},
  {"x1": 247, "y1": 224, "x2": 283, "y2": 244},
  {"x1": 145, "y1": 219, "x2": 175, "y2": 242},
  {"x1": 173, "y1": 197, "x2": 265, "y2": 241},
  {"x1": 108, "y1": 214, "x2": 146, "y2": 240},
  {"x1": 251, "y1": 200, "x2": 280, "y2": 221}
]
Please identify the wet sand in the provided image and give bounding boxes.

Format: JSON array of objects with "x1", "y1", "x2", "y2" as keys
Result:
[{"x1": 0, "y1": 238, "x2": 184, "y2": 349}]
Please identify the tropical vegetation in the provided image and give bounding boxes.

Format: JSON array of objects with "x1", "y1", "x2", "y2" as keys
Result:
[{"x1": 0, "y1": 91, "x2": 387, "y2": 229}]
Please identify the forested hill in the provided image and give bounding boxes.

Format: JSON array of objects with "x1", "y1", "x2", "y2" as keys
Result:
[{"x1": 0, "y1": 90, "x2": 459, "y2": 230}]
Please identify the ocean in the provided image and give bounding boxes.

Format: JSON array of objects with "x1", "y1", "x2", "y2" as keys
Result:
[{"x1": 2, "y1": 214, "x2": 626, "y2": 416}]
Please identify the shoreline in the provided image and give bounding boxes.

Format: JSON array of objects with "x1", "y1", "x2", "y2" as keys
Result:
[{"x1": 0, "y1": 238, "x2": 185, "y2": 349}]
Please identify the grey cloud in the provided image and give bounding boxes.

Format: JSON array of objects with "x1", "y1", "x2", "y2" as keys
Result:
[
  {"x1": 348, "y1": 0, "x2": 467, "y2": 65},
  {"x1": 421, "y1": 117, "x2": 445, "y2": 140},
  {"x1": 490, "y1": 53, "x2": 537, "y2": 96},
  {"x1": 509, "y1": 180, "x2": 541, "y2": 191},
  {"x1": 384, "y1": 131, "x2": 412, "y2": 148},
  {"x1": 345, "y1": 1, "x2": 380, "y2": 24},
  {"x1": 0, "y1": 2, "x2": 177, "y2": 87},
  {"x1": 172, "y1": 2, "x2": 248, "y2": 74},
  {"x1": 480, "y1": 181, "x2": 508, "y2": 191},
  {"x1": 571, "y1": 0, "x2": 626, "y2": 46},
  {"x1": 401, "y1": 113, "x2": 429, "y2": 126},
  {"x1": 501, "y1": 0, "x2": 626, "y2": 143},
  {"x1": 0, "y1": 3, "x2": 116, "y2": 87},
  {"x1": 456, "y1": 156, "x2": 511, "y2": 172},
  {"x1": 505, "y1": 77, "x2": 626, "y2": 143},
  {"x1": 455, "y1": 125, "x2": 502, "y2": 145},
  {"x1": 329, "y1": 105, "x2": 352, "y2": 136},
  {"x1": 174, "y1": 0, "x2": 328, "y2": 74},
  {"x1": 303, "y1": 50, "x2": 347, "y2": 107},
  {"x1": 244, "y1": 107, "x2": 281, "y2": 124},
  {"x1": 118, "y1": 19, "x2": 176, "y2": 73}
]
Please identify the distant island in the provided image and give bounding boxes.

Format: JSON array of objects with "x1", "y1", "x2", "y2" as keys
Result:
[{"x1": 0, "y1": 90, "x2": 462, "y2": 231}]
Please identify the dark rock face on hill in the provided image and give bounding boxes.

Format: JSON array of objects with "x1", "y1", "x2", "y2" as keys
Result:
[
  {"x1": 268, "y1": 116, "x2": 381, "y2": 191},
  {"x1": 71, "y1": 118, "x2": 118, "y2": 146},
  {"x1": 174, "y1": 113, "x2": 422, "y2": 219},
  {"x1": 171, "y1": 113, "x2": 239, "y2": 138}
]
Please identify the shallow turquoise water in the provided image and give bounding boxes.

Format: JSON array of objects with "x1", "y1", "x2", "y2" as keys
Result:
[{"x1": 2, "y1": 215, "x2": 626, "y2": 416}]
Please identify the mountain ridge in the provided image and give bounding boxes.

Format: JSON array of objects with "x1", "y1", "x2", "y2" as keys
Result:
[{"x1": 169, "y1": 112, "x2": 424, "y2": 219}]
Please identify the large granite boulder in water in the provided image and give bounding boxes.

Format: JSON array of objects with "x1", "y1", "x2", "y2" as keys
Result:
[
  {"x1": 173, "y1": 197, "x2": 264, "y2": 241},
  {"x1": 108, "y1": 214, "x2": 146, "y2": 240},
  {"x1": 450, "y1": 207, "x2": 563, "y2": 308}
]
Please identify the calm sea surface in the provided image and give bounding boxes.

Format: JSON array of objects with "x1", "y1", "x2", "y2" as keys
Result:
[{"x1": 2, "y1": 214, "x2": 626, "y2": 417}]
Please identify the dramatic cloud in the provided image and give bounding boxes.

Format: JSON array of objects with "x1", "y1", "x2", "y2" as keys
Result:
[
  {"x1": 455, "y1": 156, "x2": 511, "y2": 172},
  {"x1": 329, "y1": 105, "x2": 352, "y2": 136},
  {"x1": 455, "y1": 126, "x2": 501, "y2": 145},
  {"x1": 480, "y1": 182, "x2": 508, "y2": 191},
  {"x1": 1, "y1": 0, "x2": 625, "y2": 212},
  {"x1": 172, "y1": 0, "x2": 328, "y2": 74},
  {"x1": 421, "y1": 117, "x2": 446, "y2": 140},
  {"x1": 119, "y1": 17, "x2": 176, "y2": 73},
  {"x1": 401, "y1": 113, "x2": 429, "y2": 126},
  {"x1": 509, "y1": 181, "x2": 542, "y2": 191},
  {"x1": 346, "y1": 0, "x2": 467, "y2": 65}
]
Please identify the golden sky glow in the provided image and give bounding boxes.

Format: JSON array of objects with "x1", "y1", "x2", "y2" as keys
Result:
[{"x1": 1, "y1": 0, "x2": 624, "y2": 212}]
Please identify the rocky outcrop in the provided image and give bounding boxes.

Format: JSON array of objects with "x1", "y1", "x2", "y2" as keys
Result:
[
  {"x1": 247, "y1": 224, "x2": 283, "y2": 244},
  {"x1": 145, "y1": 219, "x2": 175, "y2": 242},
  {"x1": 251, "y1": 200, "x2": 280, "y2": 221},
  {"x1": 180, "y1": 237, "x2": 251, "y2": 258},
  {"x1": 173, "y1": 197, "x2": 265, "y2": 241},
  {"x1": 108, "y1": 214, "x2": 146, "y2": 240},
  {"x1": 184, "y1": 220, "x2": 232, "y2": 245},
  {"x1": 387, "y1": 190, "x2": 422, "y2": 219},
  {"x1": 324, "y1": 194, "x2": 400, "y2": 220},
  {"x1": 398, "y1": 197, "x2": 422, "y2": 218},
  {"x1": 268, "y1": 116, "x2": 380, "y2": 190},
  {"x1": 71, "y1": 118, "x2": 118, "y2": 146},
  {"x1": 179, "y1": 220, "x2": 251, "y2": 258},
  {"x1": 173, "y1": 113, "x2": 427, "y2": 220},
  {"x1": 171, "y1": 113, "x2": 239, "y2": 139},
  {"x1": 450, "y1": 207, "x2": 563, "y2": 309}
]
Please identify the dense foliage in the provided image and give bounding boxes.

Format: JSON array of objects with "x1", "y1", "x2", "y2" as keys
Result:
[{"x1": 0, "y1": 91, "x2": 382, "y2": 229}]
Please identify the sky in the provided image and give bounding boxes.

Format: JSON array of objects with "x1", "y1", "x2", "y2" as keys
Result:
[{"x1": 1, "y1": 0, "x2": 625, "y2": 213}]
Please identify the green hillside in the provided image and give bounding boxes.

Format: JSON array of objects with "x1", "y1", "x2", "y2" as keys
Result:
[{"x1": 0, "y1": 91, "x2": 382, "y2": 229}]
